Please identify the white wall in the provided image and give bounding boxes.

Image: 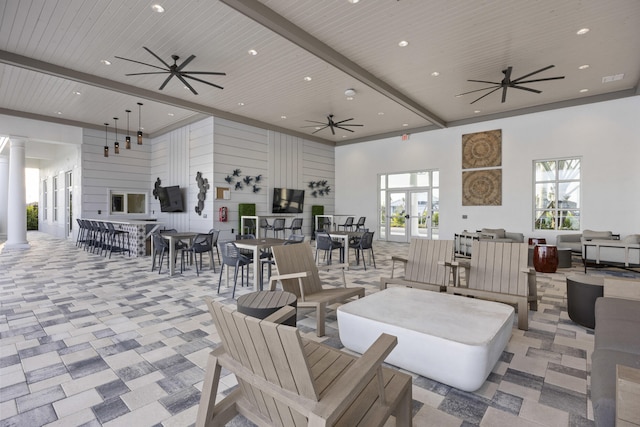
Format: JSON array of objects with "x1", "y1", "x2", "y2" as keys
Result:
[{"x1": 336, "y1": 97, "x2": 640, "y2": 243}]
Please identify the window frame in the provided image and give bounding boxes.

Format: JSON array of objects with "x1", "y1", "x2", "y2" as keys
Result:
[
  {"x1": 42, "y1": 179, "x2": 48, "y2": 220},
  {"x1": 108, "y1": 189, "x2": 149, "y2": 215},
  {"x1": 533, "y1": 157, "x2": 581, "y2": 231}
]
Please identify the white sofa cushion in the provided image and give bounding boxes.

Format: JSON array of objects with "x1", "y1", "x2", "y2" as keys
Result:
[{"x1": 583, "y1": 230, "x2": 613, "y2": 240}]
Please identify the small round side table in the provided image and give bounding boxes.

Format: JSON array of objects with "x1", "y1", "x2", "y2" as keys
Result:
[
  {"x1": 237, "y1": 290, "x2": 297, "y2": 326},
  {"x1": 533, "y1": 244, "x2": 558, "y2": 273}
]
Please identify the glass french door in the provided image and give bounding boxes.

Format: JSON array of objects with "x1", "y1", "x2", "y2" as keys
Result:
[{"x1": 387, "y1": 190, "x2": 431, "y2": 242}]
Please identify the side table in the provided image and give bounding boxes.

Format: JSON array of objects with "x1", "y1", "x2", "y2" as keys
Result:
[
  {"x1": 566, "y1": 275, "x2": 604, "y2": 329},
  {"x1": 533, "y1": 244, "x2": 558, "y2": 273},
  {"x1": 237, "y1": 290, "x2": 297, "y2": 326}
]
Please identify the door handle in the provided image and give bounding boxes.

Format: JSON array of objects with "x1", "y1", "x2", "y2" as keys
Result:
[{"x1": 404, "y1": 214, "x2": 410, "y2": 219}]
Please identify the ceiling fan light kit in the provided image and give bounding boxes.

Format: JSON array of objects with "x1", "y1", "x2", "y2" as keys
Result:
[
  {"x1": 457, "y1": 65, "x2": 565, "y2": 104},
  {"x1": 115, "y1": 47, "x2": 226, "y2": 95}
]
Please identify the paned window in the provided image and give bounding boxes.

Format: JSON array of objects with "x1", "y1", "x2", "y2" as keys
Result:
[{"x1": 534, "y1": 158, "x2": 580, "y2": 230}]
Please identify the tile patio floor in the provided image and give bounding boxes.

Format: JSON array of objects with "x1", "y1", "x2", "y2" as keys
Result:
[{"x1": 1, "y1": 231, "x2": 639, "y2": 426}]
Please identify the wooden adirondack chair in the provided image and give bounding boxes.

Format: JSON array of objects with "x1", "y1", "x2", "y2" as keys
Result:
[
  {"x1": 196, "y1": 299, "x2": 413, "y2": 427},
  {"x1": 269, "y1": 243, "x2": 365, "y2": 337},
  {"x1": 380, "y1": 238, "x2": 455, "y2": 291},
  {"x1": 446, "y1": 240, "x2": 538, "y2": 330}
]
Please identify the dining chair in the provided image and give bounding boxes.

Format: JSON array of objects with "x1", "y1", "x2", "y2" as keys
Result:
[
  {"x1": 272, "y1": 218, "x2": 286, "y2": 238},
  {"x1": 354, "y1": 216, "x2": 367, "y2": 231},
  {"x1": 349, "y1": 230, "x2": 376, "y2": 270},
  {"x1": 258, "y1": 218, "x2": 273, "y2": 238},
  {"x1": 151, "y1": 232, "x2": 171, "y2": 273},
  {"x1": 208, "y1": 229, "x2": 221, "y2": 264},
  {"x1": 217, "y1": 241, "x2": 252, "y2": 298},
  {"x1": 181, "y1": 233, "x2": 214, "y2": 276},
  {"x1": 315, "y1": 231, "x2": 344, "y2": 264},
  {"x1": 337, "y1": 216, "x2": 355, "y2": 231},
  {"x1": 284, "y1": 217, "x2": 303, "y2": 236}
]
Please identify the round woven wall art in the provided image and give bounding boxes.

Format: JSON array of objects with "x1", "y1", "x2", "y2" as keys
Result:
[
  {"x1": 462, "y1": 129, "x2": 502, "y2": 169},
  {"x1": 462, "y1": 170, "x2": 502, "y2": 206}
]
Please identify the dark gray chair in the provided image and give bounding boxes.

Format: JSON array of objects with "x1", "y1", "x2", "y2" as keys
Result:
[
  {"x1": 349, "y1": 230, "x2": 376, "y2": 270},
  {"x1": 182, "y1": 233, "x2": 214, "y2": 276},
  {"x1": 315, "y1": 231, "x2": 343, "y2": 264},
  {"x1": 218, "y1": 241, "x2": 252, "y2": 298}
]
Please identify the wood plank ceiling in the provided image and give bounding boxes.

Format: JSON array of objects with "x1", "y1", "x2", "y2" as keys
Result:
[{"x1": 0, "y1": 0, "x2": 639, "y2": 147}]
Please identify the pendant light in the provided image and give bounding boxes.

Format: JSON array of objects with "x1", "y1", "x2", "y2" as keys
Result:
[
  {"x1": 103, "y1": 123, "x2": 109, "y2": 157},
  {"x1": 137, "y1": 102, "x2": 143, "y2": 145},
  {"x1": 125, "y1": 109, "x2": 131, "y2": 149},
  {"x1": 113, "y1": 117, "x2": 120, "y2": 154}
]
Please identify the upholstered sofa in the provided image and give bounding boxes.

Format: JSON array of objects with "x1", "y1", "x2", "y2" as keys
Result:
[
  {"x1": 557, "y1": 230, "x2": 614, "y2": 253},
  {"x1": 591, "y1": 277, "x2": 640, "y2": 427},
  {"x1": 582, "y1": 234, "x2": 640, "y2": 272},
  {"x1": 455, "y1": 228, "x2": 524, "y2": 257}
]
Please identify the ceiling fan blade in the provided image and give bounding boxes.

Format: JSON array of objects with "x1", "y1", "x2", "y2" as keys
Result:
[
  {"x1": 181, "y1": 71, "x2": 227, "y2": 76},
  {"x1": 175, "y1": 73, "x2": 198, "y2": 95},
  {"x1": 311, "y1": 125, "x2": 329, "y2": 134},
  {"x1": 143, "y1": 46, "x2": 171, "y2": 69},
  {"x1": 510, "y1": 85, "x2": 542, "y2": 94},
  {"x1": 501, "y1": 85, "x2": 508, "y2": 103},
  {"x1": 124, "y1": 71, "x2": 170, "y2": 76},
  {"x1": 304, "y1": 120, "x2": 327, "y2": 124},
  {"x1": 456, "y1": 86, "x2": 500, "y2": 96},
  {"x1": 177, "y1": 55, "x2": 196, "y2": 71},
  {"x1": 338, "y1": 124, "x2": 363, "y2": 127},
  {"x1": 114, "y1": 56, "x2": 167, "y2": 71},
  {"x1": 158, "y1": 74, "x2": 175, "y2": 91},
  {"x1": 515, "y1": 76, "x2": 565, "y2": 84},
  {"x1": 335, "y1": 126, "x2": 355, "y2": 133},
  {"x1": 329, "y1": 124, "x2": 335, "y2": 135},
  {"x1": 470, "y1": 87, "x2": 501, "y2": 104},
  {"x1": 183, "y1": 74, "x2": 224, "y2": 90},
  {"x1": 334, "y1": 118, "x2": 354, "y2": 125},
  {"x1": 511, "y1": 65, "x2": 555, "y2": 83},
  {"x1": 468, "y1": 79, "x2": 501, "y2": 85}
]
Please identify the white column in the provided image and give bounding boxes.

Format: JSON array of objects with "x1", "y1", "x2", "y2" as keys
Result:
[
  {"x1": 0, "y1": 155, "x2": 8, "y2": 240},
  {"x1": 6, "y1": 137, "x2": 30, "y2": 249}
]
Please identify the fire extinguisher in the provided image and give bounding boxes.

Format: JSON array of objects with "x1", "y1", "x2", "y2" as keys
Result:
[{"x1": 219, "y1": 206, "x2": 228, "y2": 222}]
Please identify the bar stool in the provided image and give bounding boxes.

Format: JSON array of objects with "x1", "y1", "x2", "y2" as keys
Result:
[{"x1": 105, "y1": 222, "x2": 131, "y2": 258}]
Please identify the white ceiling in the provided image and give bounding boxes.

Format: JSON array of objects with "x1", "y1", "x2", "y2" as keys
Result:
[{"x1": 1, "y1": 0, "x2": 639, "y2": 149}]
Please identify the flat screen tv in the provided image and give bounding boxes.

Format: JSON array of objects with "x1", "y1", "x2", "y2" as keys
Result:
[
  {"x1": 158, "y1": 186, "x2": 184, "y2": 212},
  {"x1": 272, "y1": 188, "x2": 305, "y2": 214}
]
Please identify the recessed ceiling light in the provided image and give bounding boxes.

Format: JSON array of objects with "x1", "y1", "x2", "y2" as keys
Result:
[
  {"x1": 72, "y1": 90, "x2": 81, "y2": 95},
  {"x1": 398, "y1": 40, "x2": 409, "y2": 47},
  {"x1": 184, "y1": 86, "x2": 190, "y2": 90},
  {"x1": 151, "y1": 4, "x2": 165, "y2": 13},
  {"x1": 56, "y1": 111, "x2": 62, "y2": 115},
  {"x1": 576, "y1": 28, "x2": 590, "y2": 35},
  {"x1": 579, "y1": 89, "x2": 589, "y2": 93},
  {"x1": 342, "y1": 135, "x2": 347, "y2": 138},
  {"x1": 578, "y1": 64, "x2": 590, "y2": 70},
  {"x1": 167, "y1": 113, "x2": 174, "y2": 116},
  {"x1": 346, "y1": 97, "x2": 354, "y2": 101},
  {"x1": 348, "y1": 0, "x2": 360, "y2": 3},
  {"x1": 280, "y1": 115, "x2": 287, "y2": 119},
  {"x1": 315, "y1": 127, "x2": 322, "y2": 130},
  {"x1": 248, "y1": 49, "x2": 258, "y2": 56},
  {"x1": 474, "y1": 110, "x2": 481, "y2": 114},
  {"x1": 378, "y1": 112, "x2": 384, "y2": 116},
  {"x1": 430, "y1": 71, "x2": 440, "y2": 77},
  {"x1": 100, "y1": 59, "x2": 111, "y2": 65},
  {"x1": 344, "y1": 88, "x2": 356, "y2": 97},
  {"x1": 402, "y1": 123, "x2": 409, "y2": 127},
  {"x1": 303, "y1": 76, "x2": 312, "y2": 82},
  {"x1": 238, "y1": 102, "x2": 245, "y2": 106}
]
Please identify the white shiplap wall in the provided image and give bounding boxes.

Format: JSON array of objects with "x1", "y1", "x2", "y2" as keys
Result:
[
  {"x1": 81, "y1": 127, "x2": 151, "y2": 220},
  {"x1": 213, "y1": 118, "x2": 335, "y2": 238}
]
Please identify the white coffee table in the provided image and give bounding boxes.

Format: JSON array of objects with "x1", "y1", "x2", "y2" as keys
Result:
[{"x1": 337, "y1": 287, "x2": 514, "y2": 391}]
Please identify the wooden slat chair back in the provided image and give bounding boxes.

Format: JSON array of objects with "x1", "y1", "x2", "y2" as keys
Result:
[
  {"x1": 448, "y1": 240, "x2": 538, "y2": 330},
  {"x1": 270, "y1": 243, "x2": 365, "y2": 337},
  {"x1": 380, "y1": 238, "x2": 454, "y2": 292},
  {"x1": 196, "y1": 299, "x2": 412, "y2": 427}
]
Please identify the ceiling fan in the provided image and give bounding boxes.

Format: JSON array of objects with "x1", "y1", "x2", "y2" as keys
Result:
[
  {"x1": 302, "y1": 114, "x2": 363, "y2": 135},
  {"x1": 115, "y1": 47, "x2": 225, "y2": 95},
  {"x1": 456, "y1": 65, "x2": 565, "y2": 104}
]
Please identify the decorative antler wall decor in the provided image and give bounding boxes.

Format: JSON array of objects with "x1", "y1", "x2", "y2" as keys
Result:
[{"x1": 195, "y1": 172, "x2": 210, "y2": 215}]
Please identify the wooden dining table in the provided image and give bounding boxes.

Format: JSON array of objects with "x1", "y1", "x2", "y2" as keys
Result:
[
  {"x1": 234, "y1": 237, "x2": 287, "y2": 291},
  {"x1": 161, "y1": 232, "x2": 198, "y2": 276}
]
